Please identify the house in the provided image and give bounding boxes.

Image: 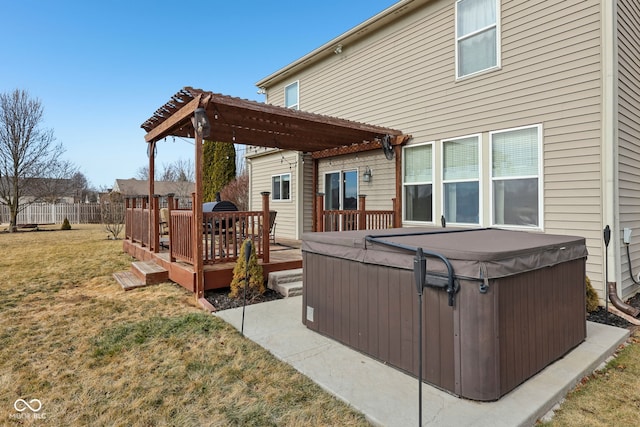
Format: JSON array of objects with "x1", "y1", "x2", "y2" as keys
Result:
[
  {"x1": 112, "y1": 178, "x2": 194, "y2": 206},
  {"x1": 0, "y1": 177, "x2": 78, "y2": 204},
  {"x1": 246, "y1": 0, "x2": 640, "y2": 303}
]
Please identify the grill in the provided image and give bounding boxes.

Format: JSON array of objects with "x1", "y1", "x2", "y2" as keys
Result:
[
  {"x1": 203, "y1": 201, "x2": 238, "y2": 233},
  {"x1": 203, "y1": 201, "x2": 238, "y2": 212}
]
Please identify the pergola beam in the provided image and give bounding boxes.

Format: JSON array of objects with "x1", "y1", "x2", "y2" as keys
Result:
[{"x1": 144, "y1": 96, "x2": 201, "y2": 143}]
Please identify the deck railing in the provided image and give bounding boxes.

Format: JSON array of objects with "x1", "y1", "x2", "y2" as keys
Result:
[
  {"x1": 126, "y1": 198, "x2": 150, "y2": 247},
  {"x1": 202, "y1": 211, "x2": 265, "y2": 264},
  {"x1": 169, "y1": 209, "x2": 194, "y2": 264},
  {"x1": 315, "y1": 194, "x2": 395, "y2": 232},
  {"x1": 125, "y1": 192, "x2": 272, "y2": 266}
]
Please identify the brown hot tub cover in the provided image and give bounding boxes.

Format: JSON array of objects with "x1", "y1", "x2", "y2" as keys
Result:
[{"x1": 302, "y1": 227, "x2": 587, "y2": 280}]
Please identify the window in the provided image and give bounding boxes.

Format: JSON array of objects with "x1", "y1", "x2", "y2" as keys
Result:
[
  {"x1": 324, "y1": 170, "x2": 358, "y2": 210},
  {"x1": 442, "y1": 135, "x2": 480, "y2": 224},
  {"x1": 285, "y1": 81, "x2": 299, "y2": 110},
  {"x1": 403, "y1": 143, "x2": 433, "y2": 222},
  {"x1": 272, "y1": 173, "x2": 291, "y2": 201},
  {"x1": 456, "y1": 0, "x2": 499, "y2": 78},
  {"x1": 490, "y1": 125, "x2": 542, "y2": 228}
]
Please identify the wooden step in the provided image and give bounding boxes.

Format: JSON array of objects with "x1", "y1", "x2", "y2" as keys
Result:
[
  {"x1": 113, "y1": 271, "x2": 148, "y2": 291},
  {"x1": 131, "y1": 261, "x2": 169, "y2": 285}
]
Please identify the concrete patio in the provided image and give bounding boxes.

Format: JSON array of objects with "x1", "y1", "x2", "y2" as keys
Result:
[{"x1": 215, "y1": 296, "x2": 630, "y2": 427}]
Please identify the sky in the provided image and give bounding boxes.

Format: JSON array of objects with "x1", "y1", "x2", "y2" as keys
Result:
[{"x1": 0, "y1": 0, "x2": 398, "y2": 190}]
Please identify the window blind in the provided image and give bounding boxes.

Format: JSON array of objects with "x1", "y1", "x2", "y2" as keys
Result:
[
  {"x1": 492, "y1": 127, "x2": 539, "y2": 177},
  {"x1": 404, "y1": 144, "x2": 432, "y2": 184}
]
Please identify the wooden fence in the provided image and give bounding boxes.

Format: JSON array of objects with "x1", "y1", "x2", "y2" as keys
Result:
[{"x1": 0, "y1": 203, "x2": 103, "y2": 225}]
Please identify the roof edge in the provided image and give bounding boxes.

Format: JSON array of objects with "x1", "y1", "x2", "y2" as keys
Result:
[{"x1": 255, "y1": 0, "x2": 428, "y2": 89}]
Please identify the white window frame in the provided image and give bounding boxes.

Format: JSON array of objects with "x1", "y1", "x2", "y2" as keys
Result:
[
  {"x1": 489, "y1": 124, "x2": 543, "y2": 230},
  {"x1": 271, "y1": 173, "x2": 291, "y2": 202},
  {"x1": 284, "y1": 81, "x2": 299, "y2": 110},
  {"x1": 402, "y1": 142, "x2": 435, "y2": 225},
  {"x1": 323, "y1": 169, "x2": 359, "y2": 210},
  {"x1": 455, "y1": 0, "x2": 501, "y2": 79},
  {"x1": 441, "y1": 134, "x2": 482, "y2": 226}
]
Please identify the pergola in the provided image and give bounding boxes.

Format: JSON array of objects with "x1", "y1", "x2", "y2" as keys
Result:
[{"x1": 140, "y1": 86, "x2": 408, "y2": 304}]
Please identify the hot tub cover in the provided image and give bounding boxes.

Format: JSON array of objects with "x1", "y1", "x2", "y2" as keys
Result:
[{"x1": 302, "y1": 228, "x2": 587, "y2": 280}]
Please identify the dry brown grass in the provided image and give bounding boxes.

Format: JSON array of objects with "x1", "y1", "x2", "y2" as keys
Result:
[
  {"x1": 0, "y1": 224, "x2": 368, "y2": 426},
  {"x1": 541, "y1": 330, "x2": 640, "y2": 426}
]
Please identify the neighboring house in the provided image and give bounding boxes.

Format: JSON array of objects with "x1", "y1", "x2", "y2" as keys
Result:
[
  {"x1": 247, "y1": 0, "x2": 640, "y2": 302},
  {"x1": 112, "y1": 179, "x2": 195, "y2": 205},
  {"x1": 0, "y1": 177, "x2": 77, "y2": 204}
]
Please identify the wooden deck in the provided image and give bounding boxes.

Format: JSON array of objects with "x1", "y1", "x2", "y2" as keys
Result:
[{"x1": 123, "y1": 237, "x2": 302, "y2": 292}]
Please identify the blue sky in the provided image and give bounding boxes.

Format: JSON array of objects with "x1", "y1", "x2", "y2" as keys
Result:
[{"x1": 0, "y1": 0, "x2": 397, "y2": 189}]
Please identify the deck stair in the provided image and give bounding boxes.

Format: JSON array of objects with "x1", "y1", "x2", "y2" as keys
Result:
[
  {"x1": 132, "y1": 261, "x2": 169, "y2": 285},
  {"x1": 113, "y1": 261, "x2": 169, "y2": 291},
  {"x1": 267, "y1": 268, "x2": 303, "y2": 297}
]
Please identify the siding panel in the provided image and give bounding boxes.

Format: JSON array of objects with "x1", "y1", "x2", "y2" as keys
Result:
[
  {"x1": 617, "y1": 0, "x2": 640, "y2": 298},
  {"x1": 266, "y1": 0, "x2": 604, "y2": 289}
]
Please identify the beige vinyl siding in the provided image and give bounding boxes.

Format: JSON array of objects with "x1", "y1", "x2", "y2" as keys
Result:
[
  {"x1": 247, "y1": 150, "x2": 298, "y2": 240},
  {"x1": 617, "y1": 0, "x2": 640, "y2": 299},
  {"x1": 266, "y1": 0, "x2": 603, "y2": 290}
]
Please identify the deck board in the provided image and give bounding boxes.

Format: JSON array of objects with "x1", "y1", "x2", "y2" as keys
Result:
[{"x1": 123, "y1": 239, "x2": 302, "y2": 292}]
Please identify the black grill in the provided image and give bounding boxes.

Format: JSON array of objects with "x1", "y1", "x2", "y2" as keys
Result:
[
  {"x1": 203, "y1": 201, "x2": 238, "y2": 212},
  {"x1": 203, "y1": 201, "x2": 238, "y2": 233}
]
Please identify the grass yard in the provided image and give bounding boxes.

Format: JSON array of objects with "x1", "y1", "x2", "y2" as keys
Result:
[
  {"x1": 541, "y1": 331, "x2": 640, "y2": 427},
  {"x1": 0, "y1": 224, "x2": 368, "y2": 426},
  {"x1": 1, "y1": 225, "x2": 639, "y2": 426}
]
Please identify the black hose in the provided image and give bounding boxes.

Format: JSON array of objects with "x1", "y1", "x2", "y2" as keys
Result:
[{"x1": 625, "y1": 243, "x2": 640, "y2": 285}]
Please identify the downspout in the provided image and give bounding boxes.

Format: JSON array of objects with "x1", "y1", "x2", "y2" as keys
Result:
[{"x1": 601, "y1": 0, "x2": 621, "y2": 301}]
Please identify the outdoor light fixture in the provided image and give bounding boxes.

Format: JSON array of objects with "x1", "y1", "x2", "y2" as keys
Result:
[
  {"x1": 363, "y1": 166, "x2": 372, "y2": 182},
  {"x1": 193, "y1": 107, "x2": 210, "y2": 138},
  {"x1": 334, "y1": 44, "x2": 343, "y2": 54}
]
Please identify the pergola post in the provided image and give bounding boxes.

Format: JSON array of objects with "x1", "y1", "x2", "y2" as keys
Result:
[
  {"x1": 194, "y1": 138, "x2": 204, "y2": 301},
  {"x1": 358, "y1": 194, "x2": 366, "y2": 230},
  {"x1": 316, "y1": 193, "x2": 325, "y2": 232},
  {"x1": 261, "y1": 192, "x2": 270, "y2": 264},
  {"x1": 148, "y1": 140, "x2": 156, "y2": 252},
  {"x1": 394, "y1": 142, "x2": 402, "y2": 228},
  {"x1": 193, "y1": 105, "x2": 208, "y2": 306}
]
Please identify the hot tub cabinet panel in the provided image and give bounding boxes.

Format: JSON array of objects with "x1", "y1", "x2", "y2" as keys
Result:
[{"x1": 302, "y1": 228, "x2": 587, "y2": 401}]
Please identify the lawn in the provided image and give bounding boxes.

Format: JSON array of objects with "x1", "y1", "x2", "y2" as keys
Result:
[
  {"x1": 0, "y1": 224, "x2": 368, "y2": 426},
  {"x1": 1, "y1": 225, "x2": 638, "y2": 426}
]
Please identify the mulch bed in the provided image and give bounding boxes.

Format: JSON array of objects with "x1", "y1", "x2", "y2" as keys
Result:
[
  {"x1": 587, "y1": 293, "x2": 640, "y2": 329},
  {"x1": 204, "y1": 287, "x2": 282, "y2": 311}
]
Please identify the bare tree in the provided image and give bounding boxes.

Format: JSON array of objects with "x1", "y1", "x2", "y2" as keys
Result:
[
  {"x1": 69, "y1": 172, "x2": 91, "y2": 202},
  {"x1": 220, "y1": 172, "x2": 248, "y2": 211},
  {"x1": 100, "y1": 191, "x2": 125, "y2": 239},
  {"x1": 136, "y1": 158, "x2": 194, "y2": 182},
  {"x1": 27, "y1": 159, "x2": 79, "y2": 203},
  {"x1": 0, "y1": 89, "x2": 69, "y2": 231}
]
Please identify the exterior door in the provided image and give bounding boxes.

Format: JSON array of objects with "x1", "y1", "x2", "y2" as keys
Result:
[{"x1": 324, "y1": 170, "x2": 358, "y2": 230}]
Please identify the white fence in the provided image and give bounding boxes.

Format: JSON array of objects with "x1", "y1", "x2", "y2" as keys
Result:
[{"x1": 0, "y1": 203, "x2": 103, "y2": 225}]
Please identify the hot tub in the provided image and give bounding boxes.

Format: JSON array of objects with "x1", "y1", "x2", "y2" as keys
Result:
[{"x1": 301, "y1": 228, "x2": 587, "y2": 401}]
